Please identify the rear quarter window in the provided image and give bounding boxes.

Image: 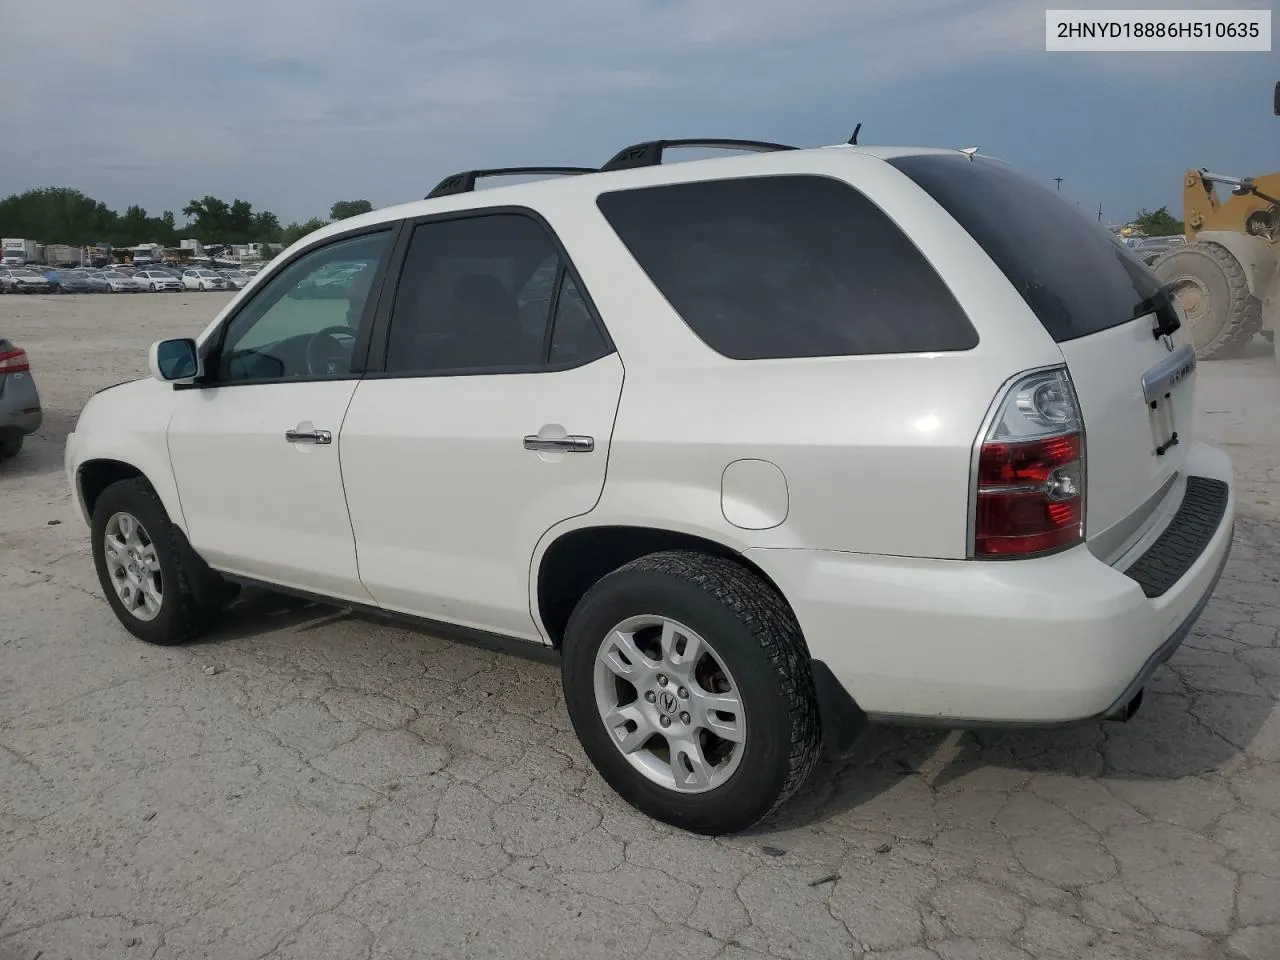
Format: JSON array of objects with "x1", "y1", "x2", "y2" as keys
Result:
[
  {"x1": 888, "y1": 153, "x2": 1163, "y2": 343},
  {"x1": 595, "y1": 174, "x2": 978, "y2": 360}
]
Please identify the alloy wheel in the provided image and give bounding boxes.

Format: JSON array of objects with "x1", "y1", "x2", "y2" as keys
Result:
[
  {"x1": 103, "y1": 512, "x2": 163, "y2": 621},
  {"x1": 593, "y1": 615, "x2": 746, "y2": 793}
]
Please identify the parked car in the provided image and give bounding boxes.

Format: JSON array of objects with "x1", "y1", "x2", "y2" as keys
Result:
[
  {"x1": 182, "y1": 269, "x2": 228, "y2": 291},
  {"x1": 0, "y1": 338, "x2": 42, "y2": 459},
  {"x1": 134, "y1": 269, "x2": 184, "y2": 292},
  {"x1": 293, "y1": 263, "x2": 363, "y2": 299},
  {"x1": 1133, "y1": 235, "x2": 1186, "y2": 266},
  {"x1": 0, "y1": 267, "x2": 55, "y2": 294},
  {"x1": 56, "y1": 269, "x2": 96, "y2": 294},
  {"x1": 64, "y1": 141, "x2": 1235, "y2": 835},
  {"x1": 218, "y1": 270, "x2": 251, "y2": 290},
  {"x1": 87, "y1": 270, "x2": 143, "y2": 293}
]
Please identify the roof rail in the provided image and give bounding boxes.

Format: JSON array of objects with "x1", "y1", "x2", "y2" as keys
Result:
[
  {"x1": 600, "y1": 139, "x2": 798, "y2": 172},
  {"x1": 425, "y1": 166, "x2": 598, "y2": 199}
]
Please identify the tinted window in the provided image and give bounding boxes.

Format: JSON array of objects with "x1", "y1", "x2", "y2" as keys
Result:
[
  {"x1": 888, "y1": 154, "x2": 1164, "y2": 343},
  {"x1": 216, "y1": 230, "x2": 390, "y2": 381},
  {"x1": 384, "y1": 213, "x2": 607, "y2": 374},
  {"x1": 549, "y1": 274, "x2": 609, "y2": 365},
  {"x1": 596, "y1": 175, "x2": 976, "y2": 360}
]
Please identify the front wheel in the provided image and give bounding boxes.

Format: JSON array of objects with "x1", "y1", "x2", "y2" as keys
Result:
[
  {"x1": 90, "y1": 477, "x2": 230, "y2": 644},
  {"x1": 561, "y1": 550, "x2": 821, "y2": 835}
]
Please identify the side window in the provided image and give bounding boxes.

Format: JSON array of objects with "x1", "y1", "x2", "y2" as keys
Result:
[
  {"x1": 549, "y1": 273, "x2": 608, "y2": 365},
  {"x1": 596, "y1": 175, "x2": 978, "y2": 359},
  {"x1": 384, "y1": 213, "x2": 606, "y2": 375},
  {"x1": 215, "y1": 230, "x2": 391, "y2": 382}
]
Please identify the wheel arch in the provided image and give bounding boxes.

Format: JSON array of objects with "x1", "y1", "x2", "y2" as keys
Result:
[
  {"x1": 533, "y1": 522, "x2": 793, "y2": 649},
  {"x1": 77, "y1": 459, "x2": 151, "y2": 521}
]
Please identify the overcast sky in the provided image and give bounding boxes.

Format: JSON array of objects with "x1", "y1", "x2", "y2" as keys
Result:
[{"x1": 0, "y1": 0, "x2": 1274, "y2": 225}]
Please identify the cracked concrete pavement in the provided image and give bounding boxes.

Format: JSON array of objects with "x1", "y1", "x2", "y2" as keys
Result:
[{"x1": 2, "y1": 294, "x2": 1279, "y2": 960}]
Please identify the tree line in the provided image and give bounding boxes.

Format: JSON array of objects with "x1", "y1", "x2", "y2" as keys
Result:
[
  {"x1": 1131, "y1": 206, "x2": 1184, "y2": 237},
  {"x1": 0, "y1": 188, "x2": 374, "y2": 249}
]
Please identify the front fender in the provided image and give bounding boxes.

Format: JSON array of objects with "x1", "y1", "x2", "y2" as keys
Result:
[{"x1": 65, "y1": 378, "x2": 184, "y2": 531}]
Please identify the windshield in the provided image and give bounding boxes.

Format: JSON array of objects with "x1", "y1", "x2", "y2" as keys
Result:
[
  {"x1": 14, "y1": 269, "x2": 41, "y2": 277},
  {"x1": 102, "y1": 272, "x2": 125, "y2": 279},
  {"x1": 888, "y1": 153, "x2": 1164, "y2": 342}
]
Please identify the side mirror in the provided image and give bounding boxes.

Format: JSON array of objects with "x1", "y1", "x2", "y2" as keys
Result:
[{"x1": 148, "y1": 338, "x2": 202, "y2": 383}]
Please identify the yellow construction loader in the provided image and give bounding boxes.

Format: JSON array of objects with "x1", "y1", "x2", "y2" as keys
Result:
[{"x1": 1152, "y1": 81, "x2": 1280, "y2": 364}]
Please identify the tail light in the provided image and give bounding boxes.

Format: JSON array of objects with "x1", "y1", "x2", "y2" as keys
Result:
[
  {"x1": 971, "y1": 367, "x2": 1085, "y2": 558},
  {"x1": 0, "y1": 347, "x2": 30, "y2": 374}
]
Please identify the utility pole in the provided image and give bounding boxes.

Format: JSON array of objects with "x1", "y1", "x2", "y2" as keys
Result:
[
  {"x1": 1053, "y1": 177, "x2": 1064, "y2": 191},
  {"x1": 1097, "y1": 202, "x2": 1103, "y2": 222}
]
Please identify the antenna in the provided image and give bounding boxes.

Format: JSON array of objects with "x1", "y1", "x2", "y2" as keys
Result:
[{"x1": 847, "y1": 123, "x2": 862, "y2": 146}]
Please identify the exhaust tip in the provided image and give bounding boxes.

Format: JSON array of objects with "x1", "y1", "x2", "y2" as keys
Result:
[{"x1": 1105, "y1": 687, "x2": 1145, "y2": 722}]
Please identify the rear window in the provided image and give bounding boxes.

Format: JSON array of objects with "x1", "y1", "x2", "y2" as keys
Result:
[
  {"x1": 595, "y1": 174, "x2": 977, "y2": 360},
  {"x1": 888, "y1": 153, "x2": 1163, "y2": 343}
]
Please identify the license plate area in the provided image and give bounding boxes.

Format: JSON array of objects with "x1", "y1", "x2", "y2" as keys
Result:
[{"x1": 1142, "y1": 343, "x2": 1197, "y2": 457}]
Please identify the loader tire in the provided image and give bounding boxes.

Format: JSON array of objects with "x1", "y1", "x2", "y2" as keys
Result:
[{"x1": 1152, "y1": 242, "x2": 1262, "y2": 360}]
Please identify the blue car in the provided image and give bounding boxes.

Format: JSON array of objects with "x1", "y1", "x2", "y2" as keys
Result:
[{"x1": 55, "y1": 269, "x2": 96, "y2": 294}]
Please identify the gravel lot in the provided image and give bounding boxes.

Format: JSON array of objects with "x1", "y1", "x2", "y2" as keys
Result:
[{"x1": 2, "y1": 293, "x2": 1279, "y2": 960}]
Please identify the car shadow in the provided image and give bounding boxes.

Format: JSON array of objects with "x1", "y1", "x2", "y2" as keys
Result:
[
  {"x1": 196, "y1": 573, "x2": 1273, "y2": 838},
  {"x1": 195, "y1": 586, "x2": 352, "y2": 644},
  {"x1": 758, "y1": 646, "x2": 1274, "y2": 833}
]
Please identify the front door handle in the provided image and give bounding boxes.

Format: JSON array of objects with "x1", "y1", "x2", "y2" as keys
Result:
[
  {"x1": 286, "y1": 428, "x2": 332, "y2": 445},
  {"x1": 523, "y1": 434, "x2": 594, "y2": 453}
]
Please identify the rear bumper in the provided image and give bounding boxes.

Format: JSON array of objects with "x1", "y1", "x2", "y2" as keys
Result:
[{"x1": 747, "y1": 440, "x2": 1235, "y2": 727}]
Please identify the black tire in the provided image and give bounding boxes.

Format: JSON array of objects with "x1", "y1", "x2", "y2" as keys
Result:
[
  {"x1": 1152, "y1": 242, "x2": 1262, "y2": 360},
  {"x1": 0, "y1": 436, "x2": 22, "y2": 459},
  {"x1": 561, "y1": 550, "x2": 821, "y2": 835},
  {"x1": 90, "y1": 477, "x2": 229, "y2": 644}
]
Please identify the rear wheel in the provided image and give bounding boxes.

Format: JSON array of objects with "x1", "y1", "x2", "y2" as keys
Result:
[
  {"x1": 91, "y1": 477, "x2": 231, "y2": 644},
  {"x1": 1152, "y1": 242, "x2": 1262, "y2": 359},
  {"x1": 0, "y1": 436, "x2": 23, "y2": 459},
  {"x1": 561, "y1": 550, "x2": 821, "y2": 835}
]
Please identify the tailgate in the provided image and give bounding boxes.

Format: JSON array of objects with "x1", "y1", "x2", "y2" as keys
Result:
[
  {"x1": 886, "y1": 152, "x2": 1198, "y2": 549},
  {"x1": 1057, "y1": 317, "x2": 1194, "y2": 538}
]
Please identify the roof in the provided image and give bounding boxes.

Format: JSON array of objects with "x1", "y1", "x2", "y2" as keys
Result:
[{"x1": 297, "y1": 144, "x2": 969, "y2": 251}]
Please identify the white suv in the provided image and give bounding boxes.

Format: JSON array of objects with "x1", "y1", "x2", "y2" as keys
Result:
[{"x1": 64, "y1": 140, "x2": 1235, "y2": 834}]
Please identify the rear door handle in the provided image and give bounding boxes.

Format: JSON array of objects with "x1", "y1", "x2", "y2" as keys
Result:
[
  {"x1": 523, "y1": 434, "x2": 594, "y2": 453},
  {"x1": 286, "y1": 429, "x2": 332, "y2": 444}
]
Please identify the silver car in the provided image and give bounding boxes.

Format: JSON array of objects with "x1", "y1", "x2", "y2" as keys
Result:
[
  {"x1": 0, "y1": 268, "x2": 55, "y2": 294},
  {"x1": 88, "y1": 270, "x2": 144, "y2": 293},
  {"x1": 0, "y1": 338, "x2": 42, "y2": 459}
]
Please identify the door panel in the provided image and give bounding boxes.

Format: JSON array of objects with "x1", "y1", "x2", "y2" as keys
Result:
[
  {"x1": 168, "y1": 381, "x2": 372, "y2": 601},
  {"x1": 166, "y1": 227, "x2": 393, "y2": 600},
  {"x1": 341, "y1": 354, "x2": 624, "y2": 637}
]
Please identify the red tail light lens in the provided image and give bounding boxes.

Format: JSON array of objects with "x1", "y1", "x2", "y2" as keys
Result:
[
  {"x1": 972, "y1": 368, "x2": 1085, "y2": 558},
  {"x1": 0, "y1": 347, "x2": 30, "y2": 374}
]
